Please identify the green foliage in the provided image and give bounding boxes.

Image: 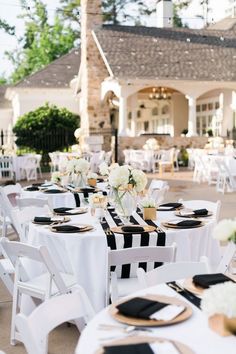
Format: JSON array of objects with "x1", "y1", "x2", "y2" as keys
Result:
[
  {"x1": 6, "y1": 0, "x2": 77, "y2": 84},
  {"x1": 102, "y1": 0, "x2": 155, "y2": 25},
  {"x1": 13, "y1": 103, "x2": 80, "y2": 153},
  {"x1": 0, "y1": 18, "x2": 15, "y2": 35}
]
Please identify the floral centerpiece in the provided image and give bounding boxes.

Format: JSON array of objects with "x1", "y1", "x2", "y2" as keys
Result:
[
  {"x1": 66, "y1": 157, "x2": 90, "y2": 187},
  {"x1": 201, "y1": 282, "x2": 236, "y2": 336},
  {"x1": 143, "y1": 138, "x2": 160, "y2": 151},
  {"x1": 213, "y1": 219, "x2": 236, "y2": 243},
  {"x1": 140, "y1": 197, "x2": 156, "y2": 220},
  {"x1": 108, "y1": 164, "x2": 147, "y2": 223},
  {"x1": 51, "y1": 171, "x2": 61, "y2": 184}
]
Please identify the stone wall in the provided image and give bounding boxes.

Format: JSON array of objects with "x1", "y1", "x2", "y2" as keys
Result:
[{"x1": 80, "y1": 0, "x2": 111, "y2": 136}]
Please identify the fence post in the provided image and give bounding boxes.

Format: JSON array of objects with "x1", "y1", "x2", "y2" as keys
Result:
[{"x1": 0, "y1": 130, "x2": 4, "y2": 147}]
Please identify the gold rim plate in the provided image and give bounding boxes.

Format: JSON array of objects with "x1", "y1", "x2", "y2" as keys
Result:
[
  {"x1": 109, "y1": 294, "x2": 192, "y2": 327},
  {"x1": 110, "y1": 225, "x2": 156, "y2": 234},
  {"x1": 50, "y1": 224, "x2": 93, "y2": 233},
  {"x1": 161, "y1": 221, "x2": 204, "y2": 229},
  {"x1": 96, "y1": 336, "x2": 195, "y2": 354}
]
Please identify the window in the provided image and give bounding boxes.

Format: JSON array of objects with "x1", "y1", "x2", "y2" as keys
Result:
[
  {"x1": 137, "y1": 110, "x2": 141, "y2": 118},
  {"x1": 152, "y1": 107, "x2": 158, "y2": 116},
  {"x1": 215, "y1": 102, "x2": 220, "y2": 109},
  {"x1": 196, "y1": 105, "x2": 201, "y2": 112},
  {"x1": 144, "y1": 121, "x2": 149, "y2": 132},
  {"x1": 161, "y1": 105, "x2": 169, "y2": 114},
  {"x1": 128, "y1": 112, "x2": 132, "y2": 120},
  {"x1": 208, "y1": 103, "x2": 213, "y2": 110},
  {"x1": 202, "y1": 104, "x2": 207, "y2": 111}
]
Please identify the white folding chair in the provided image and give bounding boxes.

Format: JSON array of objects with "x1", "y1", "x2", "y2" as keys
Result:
[
  {"x1": 107, "y1": 243, "x2": 177, "y2": 304},
  {"x1": 0, "y1": 184, "x2": 22, "y2": 238},
  {"x1": 35, "y1": 154, "x2": 42, "y2": 179},
  {"x1": 0, "y1": 238, "x2": 79, "y2": 345},
  {"x1": 0, "y1": 242, "x2": 14, "y2": 296},
  {"x1": 0, "y1": 156, "x2": 14, "y2": 180},
  {"x1": 20, "y1": 156, "x2": 38, "y2": 181},
  {"x1": 215, "y1": 159, "x2": 236, "y2": 193},
  {"x1": 158, "y1": 148, "x2": 175, "y2": 176},
  {"x1": 179, "y1": 199, "x2": 221, "y2": 222},
  {"x1": 16, "y1": 196, "x2": 48, "y2": 209},
  {"x1": 137, "y1": 256, "x2": 210, "y2": 288},
  {"x1": 151, "y1": 150, "x2": 162, "y2": 173},
  {"x1": 148, "y1": 179, "x2": 168, "y2": 191},
  {"x1": 216, "y1": 242, "x2": 236, "y2": 274},
  {"x1": 15, "y1": 290, "x2": 95, "y2": 354}
]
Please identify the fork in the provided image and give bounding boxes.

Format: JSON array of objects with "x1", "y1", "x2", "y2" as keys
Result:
[{"x1": 98, "y1": 323, "x2": 152, "y2": 333}]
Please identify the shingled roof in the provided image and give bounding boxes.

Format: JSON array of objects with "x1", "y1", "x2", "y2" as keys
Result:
[
  {"x1": 93, "y1": 25, "x2": 236, "y2": 82},
  {"x1": 15, "y1": 48, "x2": 80, "y2": 88}
]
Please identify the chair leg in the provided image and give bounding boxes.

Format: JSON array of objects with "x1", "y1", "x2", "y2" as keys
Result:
[
  {"x1": 0, "y1": 263, "x2": 14, "y2": 296},
  {"x1": 11, "y1": 283, "x2": 19, "y2": 345}
]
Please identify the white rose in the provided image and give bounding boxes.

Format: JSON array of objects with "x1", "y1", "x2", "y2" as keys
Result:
[
  {"x1": 87, "y1": 172, "x2": 98, "y2": 179},
  {"x1": 131, "y1": 169, "x2": 147, "y2": 192},
  {"x1": 99, "y1": 162, "x2": 109, "y2": 176},
  {"x1": 213, "y1": 219, "x2": 236, "y2": 242},
  {"x1": 201, "y1": 282, "x2": 236, "y2": 317},
  {"x1": 109, "y1": 165, "x2": 130, "y2": 189},
  {"x1": 75, "y1": 158, "x2": 90, "y2": 174}
]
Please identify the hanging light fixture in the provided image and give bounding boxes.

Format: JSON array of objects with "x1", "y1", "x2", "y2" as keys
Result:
[{"x1": 149, "y1": 87, "x2": 172, "y2": 100}]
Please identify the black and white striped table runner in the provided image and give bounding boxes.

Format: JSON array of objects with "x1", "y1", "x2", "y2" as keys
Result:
[{"x1": 101, "y1": 208, "x2": 166, "y2": 279}]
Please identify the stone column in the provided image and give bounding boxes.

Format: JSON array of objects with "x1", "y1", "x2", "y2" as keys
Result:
[
  {"x1": 119, "y1": 96, "x2": 128, "y2": 136},
  {"x1": 80, "y1": 0, "x2": 111, "y2": 145},
  {"x1": 186, "y1": 96, "x2": 197, "y2": 136},
  {"x1": 130, "y1": 94, "x2": 138, "y2": 137}
]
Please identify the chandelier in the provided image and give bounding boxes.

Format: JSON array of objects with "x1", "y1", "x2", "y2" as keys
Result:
[{"x1": 149, "y1": 87, "x2": 172, "y2": 100}]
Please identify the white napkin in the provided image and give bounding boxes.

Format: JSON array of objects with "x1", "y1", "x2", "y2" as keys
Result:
[
  {"x1": 180, "y1": 209, "x2": 193, "y2": 216},
  {"x1": 159, "y1": 206, "x2": 173, "y2": 210},
  {"x1": 67, "y1": 208, "x2": 84, "y2": 214},
  {"x1": 167, "y1": 219, "x2": 183, "y2": 225},
  {"x1": 51, "y1": 216, "x2": 65, "y2": 222},
  {"x1": 150, "y1": 341, "x2": 180, "y2": 354},
  {"x1": 150, "y1": 304, "x2": 185, "y2": 321}
]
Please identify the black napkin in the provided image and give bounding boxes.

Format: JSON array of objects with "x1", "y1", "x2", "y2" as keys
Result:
[
  {"x1": 117, "y1": 297, "x2": 167, "y2": 319},
  {"x1": 121, "y1": 225, "x2": 145, "y2": 233},
  {"x1": 193, "y1": 208, "x2": 208, "y2": 216},
  {"x1": 104, "y1": 343, "x2": 154, "y2": 354},
  {"x1": 53, "y1": 207, "x2": 73, "y2": 214},
  {"x1": 158, "y1": 202, "x2": 182, "y2": 210},
  {"x1": 44, "y1": 189, "x2": 64, "y2": 194},
  {"x1": 32, "y1": 183, "x2": 43, "y2": 187},
  {"x1": 26, "y1": 186, "x2": 39, "y2": 191},
  {"x1": 176, "y1": 220, "x2": 201, "y2": 227},
  {"x1": 52, "y1": 225, "x2": 85, "y2": 233},
  {"x1": 80, "y1": 187, "x2": 95, "y2": 192},
  {"x1": 193, "y1": 273, "x2": 234, "y2": 289},
  {"x1": 34, "y1": 217, "x2": 51, "y2": 223}
]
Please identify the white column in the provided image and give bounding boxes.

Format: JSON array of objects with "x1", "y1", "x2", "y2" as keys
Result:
[
  {"x1": 186, "y1": 96, "x2": 197, "y2": 136},
  {"x1": 130, "y1": 94, "x2": 138, "y2": 137},
  {"x1": 118, "y1": 96, "x2": 128, "y2": 136}
]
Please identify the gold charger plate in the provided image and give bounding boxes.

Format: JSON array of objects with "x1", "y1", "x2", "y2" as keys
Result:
[
  {"x1": 161, "y1": 220, "x2": 204, "y2": 229},
  {"x1": 175, "y1": 210, "x2": 213, "y2": 218},
  {"x1": 32, "y1": 216, "x2": 70, "y2": 225},
  {"x1": 109, "y1": 294, "x2": 192, "y2": 327},
  {"x1": 54, "y1": 208, "x2": 88, "y2": 216},
  {"x1": 96, "y1": 336, "x2": 194, "y2": 354},
  {"x1": 50, "y1": 224, "x2": 93, "y2": 233},
  {"x1": 110, "y1": 225, "x2": 156, "y2": 234},
  {"x1": 43, "y1": 189, "x2": 67, "y2": 194},
  {"x1": 182, "y1": 278, "x2": 205, "y2": 296}
]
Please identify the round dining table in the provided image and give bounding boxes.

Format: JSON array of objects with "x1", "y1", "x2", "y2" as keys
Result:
[
  {"x1": 26, "y1": 202, "x2": 221, "y2": 312},
  {"x1": 75, "y1": 283, "x2": 236, "y2": 354}
]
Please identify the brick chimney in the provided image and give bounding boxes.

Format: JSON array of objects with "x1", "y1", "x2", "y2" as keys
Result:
[
  {"x1": 156, "y1": 0, "x2": 173, "y2": 28},
  {"x1": 80, "y1": 0, "x2": 111, "y2": 139}
]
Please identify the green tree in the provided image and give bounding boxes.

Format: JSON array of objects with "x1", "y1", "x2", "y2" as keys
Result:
[
  {"x1": 0, "y1": 19, "x2": 15, "y2": 35},
  {"x1": 173, "y1": 0, "x2": 192, "y2": 27},
  {"x1": 6, "y1": 0, "x2": 77, "y2": 83},
  {"x1": 13, "y1": 103, "x2": 80, "y2": 153}
]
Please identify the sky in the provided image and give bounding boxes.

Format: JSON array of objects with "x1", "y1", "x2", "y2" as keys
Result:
[{"x1": 0, "y1": 0, "x2": 232, "y2": 77}]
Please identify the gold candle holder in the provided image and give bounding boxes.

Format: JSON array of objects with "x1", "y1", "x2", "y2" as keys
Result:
[
  {"x1": 208, "y1": 314, "x2": 236, "y2": 336},
  {"x1": 87, "y1": 178, "x2": 97, "y2": 187},
  {"x1": 143, "y1": 207, "x2": 156, "y2": 220}
]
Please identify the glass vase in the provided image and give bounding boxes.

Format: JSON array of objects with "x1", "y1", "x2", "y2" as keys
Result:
[
  {"x1": 73, "y1": 173, "x2": 87, "y2": 188},
  {"x1": 113, "y1": 187, "x2": 137, "y2": 224}
]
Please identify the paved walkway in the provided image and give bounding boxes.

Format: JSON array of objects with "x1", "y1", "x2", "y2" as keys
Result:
[{"x1": 0, "y1": 170, "x2": 235, "y2": 353}]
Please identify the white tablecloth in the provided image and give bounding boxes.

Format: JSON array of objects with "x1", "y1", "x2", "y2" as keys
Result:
[
  {"x1": 22, "y1": 189, "x2": 77, "y2": 209},
  {"x1": 75, "y1": 283, "x2": 236, "y2": 354},
  {"x1": 27, "y1": 206, "x2": 220, "y2": 312},
  {"x1": 12, "y1": 156, "x2": 29, "y2": 181}
]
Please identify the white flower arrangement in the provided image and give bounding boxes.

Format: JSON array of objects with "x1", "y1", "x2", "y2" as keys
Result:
[
  {"x1": 213, "y1": 219, "x2": 236, "y2": 243},
  {"x1": 143, "y1": 138, "x2": 159, "y2": 151},
  {"x1": 99, "y1": 162, "x2": 109, "y2": 176},
  {"x1": 140, "y1": 197, "x2": 156, "y2": 208},
  {"x1": 66, "y1": 158, "x2": 90, "y2": 175},
  {"x1": 201, "y1": 282, "x2": 236, "y2": 318},
  {"x1": 51, "y1": 171, "x2": 61, "y2": 183},
  {"x1": 89, "y1": 193, "x2": 107, "y2": 208},
  {"x1": 108, "y1": 164, "x2": 147, "y2": 192},
  {"x1": 87, "y1": 172, "x2": 98, "y2": 180}
]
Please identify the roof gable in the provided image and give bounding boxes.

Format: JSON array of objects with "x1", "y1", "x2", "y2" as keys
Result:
[
  {"x1": 15, "y1": 48, "x2": 80, "y2": 88},
  {"x1": 93, "y1": 25, "x2": 236, "y2": 82}
]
